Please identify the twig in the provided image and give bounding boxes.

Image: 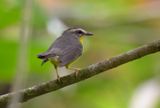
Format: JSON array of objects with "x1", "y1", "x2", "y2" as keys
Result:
[{"x1": 0, "y1": 40, "x2": 160, "y2": 107}]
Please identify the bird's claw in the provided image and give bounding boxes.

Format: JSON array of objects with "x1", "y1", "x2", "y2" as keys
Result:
[
  {"x1": 57, "y1": 75, "x2": 62, "y2": 83},
  {"x1": 73, "y1": 68, "x2": 80, "y2": 78}
]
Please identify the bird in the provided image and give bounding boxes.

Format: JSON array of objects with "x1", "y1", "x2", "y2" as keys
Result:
[{"x1": 37, "y1": 27, "x2": 93, "y2": 81}]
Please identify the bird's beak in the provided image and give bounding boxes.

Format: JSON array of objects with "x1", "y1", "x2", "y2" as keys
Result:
[{"x1": 85, "y1": 32, "x2": 93, "y2": 36}]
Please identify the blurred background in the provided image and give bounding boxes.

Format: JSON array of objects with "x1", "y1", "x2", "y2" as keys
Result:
[{"x1": 0, "y1": 0, "x2": 160, "y2": 108}]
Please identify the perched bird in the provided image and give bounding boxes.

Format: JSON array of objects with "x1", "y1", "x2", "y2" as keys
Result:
[{"x1": 37, "y1": 27, "x2": 93, "y2": 81}]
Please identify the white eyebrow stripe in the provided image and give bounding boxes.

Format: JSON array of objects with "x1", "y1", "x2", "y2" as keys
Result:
[{"x1": 71, "y1": 28, "x2": 86, "y2": 33}]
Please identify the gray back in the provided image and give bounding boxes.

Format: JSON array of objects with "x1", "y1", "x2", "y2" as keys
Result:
[{"x1": 47, "y1": 32, "x2": 83, "y2": 66}]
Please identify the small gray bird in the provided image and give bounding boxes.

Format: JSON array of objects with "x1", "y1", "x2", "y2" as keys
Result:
[{"x1": 38, "y1": 27, "x2": 93, "y2": 81}]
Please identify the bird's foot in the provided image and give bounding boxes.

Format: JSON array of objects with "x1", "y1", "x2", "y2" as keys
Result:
[
  {"x1": 56, "y1": 74, "x2": 62, "y2": 83},
  {"x1": 75, "y1": 69, "x2": 79, "y2": 78},
  {"x1": 69, "y1": 68, "x2": 80, "y2": 78}
]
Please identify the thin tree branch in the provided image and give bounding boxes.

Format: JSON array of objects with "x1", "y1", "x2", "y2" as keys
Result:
[{"x1": 0, "y1": 40, "x2": 160, "y2": 107}]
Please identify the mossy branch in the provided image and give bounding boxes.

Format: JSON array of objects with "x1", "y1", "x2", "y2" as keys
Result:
[{"x1": 0, "y1": 40, "x2": 160, "y2": 107}]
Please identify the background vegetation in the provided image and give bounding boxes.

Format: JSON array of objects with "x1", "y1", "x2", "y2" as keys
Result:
[{"x1": 0, "y1": 0, "x2": 159, "y2": 108}]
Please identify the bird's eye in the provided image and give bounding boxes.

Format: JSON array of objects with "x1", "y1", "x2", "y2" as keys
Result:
[{"x1": 77, "y1": 30, "x2": 83, "y2": 34}]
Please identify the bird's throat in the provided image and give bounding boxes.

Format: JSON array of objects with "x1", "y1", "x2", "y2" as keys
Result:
[{"x1": 79, "y1": 36, "x2": 83, "y2": 44}]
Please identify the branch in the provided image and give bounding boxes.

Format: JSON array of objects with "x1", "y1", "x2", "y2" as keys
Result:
[{"x1": 0, "y1": 40, "x2": 160, "y2": 107}]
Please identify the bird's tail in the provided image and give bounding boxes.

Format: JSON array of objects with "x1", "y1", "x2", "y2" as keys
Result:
[
  {"x1": 37, "y1": 52, "x2": 56, "y2": 66},
  {"x1": 37, "y1": 52, "x2": 50, "y2": 66},
  {"x1": 41, "y1": 58, "x2": 48, "y2": 66},
  {"x1": 37, "y1": 53, "x2": 46, "y2": 59},
  {"x1": 37, "y1": 52, "x2": 52, "y2": 59}
]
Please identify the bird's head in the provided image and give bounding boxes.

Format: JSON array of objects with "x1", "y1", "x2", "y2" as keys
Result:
[{"x1": 63, "y1": 27, "x2": 93, "y2": 37}]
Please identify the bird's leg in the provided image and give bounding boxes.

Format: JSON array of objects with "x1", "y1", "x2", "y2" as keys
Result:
[
  {"x1": 54, "y1": 65, "x2": 61, "y2": 82},
  {"x1": 55, "y1": 68, "x2": 61, "y2": 82}
]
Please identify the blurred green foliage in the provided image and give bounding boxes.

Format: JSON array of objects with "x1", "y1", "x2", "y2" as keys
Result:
[
  {"x1": 0, "y1": 0, "x2": 159, "y2": 108},
  {"x1": 0, "y1": 0, "x2": 21, "y2": 29}
]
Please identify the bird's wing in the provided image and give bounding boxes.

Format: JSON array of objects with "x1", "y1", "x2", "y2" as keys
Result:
[
  {"x1": 38, "y1": 36, "x2": 66, "y2": 60},
  {"x1": 59, "y1": 45, "x2": 82, "y2": 66},
  {"x1": 48, "y1": 35, "x2": 67, "y2": 51},
  {"x1": 38, "y1": 33, "x2": 82, "y2": 66}
]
